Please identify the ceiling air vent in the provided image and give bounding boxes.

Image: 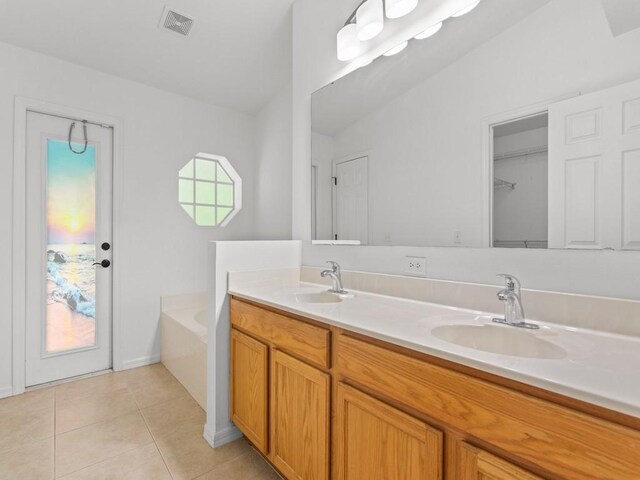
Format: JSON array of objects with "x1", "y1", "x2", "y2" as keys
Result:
[{"x1": 159, "y1": 7, "x2": 194, "y2": 37}]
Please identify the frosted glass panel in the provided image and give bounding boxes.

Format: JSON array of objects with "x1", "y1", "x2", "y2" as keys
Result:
[
  {"x1": 195, "y1": 181, "x2": 216, "y2": 205},
  {"x1": 217, "y1": 184, "x2": 234, "y2": 206},
  {"x1": 178, "y1": 159, "x2": 194, "y2": 178},
  {"x1": 217, "y1": 164, "x2": 231, "y2": 183},
  {"x1": 179, "y1": 179, "x2": 194, "y2": 203},
  {"x1": 195, "y1": 205, "x2": 216, "y2": 225},
  {"x1": 217, "y1": 207, "x2": 233, "y2": 223},
  {"x1": 196, "y1": 159, "x2": 216, "y2": 181},
  {"x1": 181, "y1": 204, "x2": 194, "y2": 219},
  {"x1": 46, "y1": 139, "x2": 97, "y2": 353}
]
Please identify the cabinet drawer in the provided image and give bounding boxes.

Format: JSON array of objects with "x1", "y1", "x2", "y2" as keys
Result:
[
  {"x1": 231, "y1": 298, "x2": 330, "y2": 368},
  {"x1": 336, "y1": 333, "x2": 640, "y2": 480}
]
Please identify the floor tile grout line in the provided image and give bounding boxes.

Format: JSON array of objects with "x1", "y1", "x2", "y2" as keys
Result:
[
  {"x1": 138, "y1": 403, "x2": 175, "y2": 480},
  {"x1": 54, "y1": 410, "x2": 140, "y2": 437},
  {"x1": 54, "y1": 441, "x2": 156, "y2": 479},
  {"x1": 53, "y1": 399, "x2": 140, "y2": 437},
  {"x1": 54, "y1": 377, "x2": 181, "y2": 436},
  {"x1": 52, "y1": 375, "x2": 153, "y2": 478}
]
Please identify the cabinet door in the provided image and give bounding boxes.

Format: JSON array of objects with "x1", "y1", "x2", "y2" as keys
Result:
[
  {"x1": 230, "y1": 329, "x2": 268, "y2": 454},
  {"x1": 460, "y1": 443, "x2": 543, "y2": 480},
  {"x1": 336, "y1": 383, "x2": 443, "y2": 480},
  {"x1": 270, "y1": 349, "x2": 330, "y2": 480}
]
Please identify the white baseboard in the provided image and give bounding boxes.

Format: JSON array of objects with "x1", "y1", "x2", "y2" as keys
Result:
[
  {"x1": 120, "y1": 353, "x2": 161, "y2": 371},
  {"x1": 203, "y1": 422, "x2": 242, "y2": 448},
  {"x1": 0, "y1": 386, "x2": 13, "y2": 399}
]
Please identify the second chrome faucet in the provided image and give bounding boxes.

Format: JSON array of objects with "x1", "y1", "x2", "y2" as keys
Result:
[
  {"x1": 492, "y1": 274, "x2": 539, "y2": 329},
  {"x1": 320, "y1": 261, "x2": 349, "y2": 295}
]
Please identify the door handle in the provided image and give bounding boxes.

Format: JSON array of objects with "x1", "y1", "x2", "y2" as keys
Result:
[{"x1": 93, "y1": 259, "x2": 111, "y2": 268}]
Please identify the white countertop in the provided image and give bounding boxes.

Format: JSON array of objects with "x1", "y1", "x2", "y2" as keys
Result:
[{"x1": 229, "y1": 278, "x2": 640, "y2": 419}]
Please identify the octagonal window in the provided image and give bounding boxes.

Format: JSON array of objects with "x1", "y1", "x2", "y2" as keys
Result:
[{"x1": 178, "y1": 153, "x2": 242, "y2": 226}]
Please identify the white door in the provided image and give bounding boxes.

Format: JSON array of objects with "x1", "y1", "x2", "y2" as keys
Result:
[
  {"x1": 25, "y1": 111, "x2": 113, "y2": 386},
  {"x1": 548, "y1": 78, "x2": 640, "y2": 250},
  {"x1": 335, "y1": 156, "x2": 368, "y2": 244}
]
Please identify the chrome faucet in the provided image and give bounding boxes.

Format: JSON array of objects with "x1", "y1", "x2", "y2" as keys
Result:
[
  {"x1": 492, "y1": 274, "x2": 538, "y2": 329},
  {"x1": 320, "y1": 261, "x2": 348, "y2": 295}
]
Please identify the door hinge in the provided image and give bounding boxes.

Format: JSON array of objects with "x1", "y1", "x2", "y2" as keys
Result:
[{"x1": 332, "y1": 176, "x2": 337, "y2": 186}]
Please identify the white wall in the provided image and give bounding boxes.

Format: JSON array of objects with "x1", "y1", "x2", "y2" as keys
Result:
[
  {"x1": 293, "y1": 0, "x2": 640, "y2": 300},
  {"x1": 255, "y1": 84, "x2": 293, "y2": 240},
  {"x1": 0, "y1": 40, "x2": 259, "y2": 393},
  {"x1": 205, "y1": 241, "x2": 301, "y2": 447}
]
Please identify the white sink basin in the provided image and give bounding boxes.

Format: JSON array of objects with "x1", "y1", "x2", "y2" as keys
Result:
[
  {"x1": 431, "y1": 324, "x2": 567, "y2": 359},
  {"x1": 295, "y1": 292, "x2": 343, "y2": 304}
]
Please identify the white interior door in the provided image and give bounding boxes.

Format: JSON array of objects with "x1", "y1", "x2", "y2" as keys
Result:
[
  {"x1": 548, "y1": 78, "x2": 640, "y2": 249},
  {"x1": 25, "y1": 111, "x2": 113, "y2": 386},
  {"x1": 335, "y1": 156, "x2": 368, "y2": 244}
]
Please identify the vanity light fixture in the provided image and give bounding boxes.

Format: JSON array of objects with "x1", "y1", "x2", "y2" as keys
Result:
[
  {"x1": 385, "y1": 0, "x2": 418, "y2": 19},
  {"x1": 414, "y1": 21, "x2": 443, "y2": 40},
  {"x1": 337, "y1": 23, "x2": 362, "y2": 61},
  {"x1": 451, "y1": 0, "x2": 480, "y2": 17},
  {"x1": 336, "y1": 0, "x2": 482, "y2": 62},
  {"x1": 356, "y1": 0, "x2": 385, "y2": 41},
  {"x1": 383, "y1": 40, "x2": 408, "y2": 56}
]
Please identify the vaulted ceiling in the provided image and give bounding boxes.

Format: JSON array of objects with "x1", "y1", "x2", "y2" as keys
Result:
[{"x1": 0, "y1": 0, "x2": 295, "y2": 113}]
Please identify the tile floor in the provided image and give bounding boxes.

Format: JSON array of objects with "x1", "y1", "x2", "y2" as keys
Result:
[{"x1": 0, "y1": 364, "x2": 282, "y2": 480}]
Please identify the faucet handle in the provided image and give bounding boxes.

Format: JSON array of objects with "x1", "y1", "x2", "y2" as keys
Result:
[
  {"x1": 326, "y1": 261, "x2": 341, "y2": 275},
  {"x1": 496, "y1": 274, "x2": 521, "y2": 293}
]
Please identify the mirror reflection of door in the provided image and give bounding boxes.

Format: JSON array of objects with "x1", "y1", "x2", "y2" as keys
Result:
[
  {"x1": 492, "y1": 114, "x2": 549, "y2": 249},
  {"x1": 334, "y1": 156, "x2": 368, "y2": 244},
  {"x1": 25, "y1": 111, "x2": 113, "y2": 387},
  {"x1": 548, "y1": 78, "x2": 640, "y2": 250}
]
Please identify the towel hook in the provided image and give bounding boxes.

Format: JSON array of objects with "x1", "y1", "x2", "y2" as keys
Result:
[{"x1": 68, "y1": 120, "x2": 88, "y2": 154}]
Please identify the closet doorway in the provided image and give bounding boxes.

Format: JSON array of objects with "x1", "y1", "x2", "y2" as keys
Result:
[{"x1": 491, "y1": 113, "x2": 549, "y2": 249}]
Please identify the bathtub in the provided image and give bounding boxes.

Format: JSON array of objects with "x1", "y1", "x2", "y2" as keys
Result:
[{"x1": 160, "y1": 293, "x2": 208, "y2": 410}]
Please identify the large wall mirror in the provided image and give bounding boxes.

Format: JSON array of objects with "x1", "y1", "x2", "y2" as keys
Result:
[{"x1": 311, "y1": 0, "x2": 640, "y2": 249}]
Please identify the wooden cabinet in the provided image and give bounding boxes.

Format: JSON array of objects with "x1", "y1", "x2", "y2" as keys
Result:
[
  {"x1": 335, "y1": 333, "x2": 640, "y2": 480},
  {"x1": 270, "y1": 349, "x2": 330, "y2": 480},
  {"x1": 231, "y1": 299, "x2": 331, "y2": 480},
  {"x1": 335, "y1": 383, "x2": 442, "y2": 480},
  {"x1": 229, "y1": 297, "x2": 640, "y2": 480},
  {"x1": 460, "y1": 443, "x2": 542, "y2": 480},
  {"x1": 230, "y1": 329, "x2": 268, "y2": 454}
]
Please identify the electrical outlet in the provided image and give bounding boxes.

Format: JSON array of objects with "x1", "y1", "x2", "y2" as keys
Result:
[
  {"x1": 405, "y1": 256, "x2": 427, "y2": 276},
  {"x1": 454, "y1": 231, "x2": 462, "y2": 244}
]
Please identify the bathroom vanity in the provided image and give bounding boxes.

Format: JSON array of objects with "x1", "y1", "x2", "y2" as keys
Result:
[{"x1": 228, "y1": 274, "x2": 640, "y2": 480}]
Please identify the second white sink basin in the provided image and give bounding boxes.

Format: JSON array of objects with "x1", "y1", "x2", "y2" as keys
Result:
[
  {"x1": 295, "y1": 292, "x2": 343, "y2": 304},
  {"x1": 431, "y1": 324, "x2": 567, "y2": 359}
]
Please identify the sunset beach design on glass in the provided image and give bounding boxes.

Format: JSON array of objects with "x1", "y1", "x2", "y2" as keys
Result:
[{"x1": 46, "y1": 139, "x2": 97, "y2": 353}]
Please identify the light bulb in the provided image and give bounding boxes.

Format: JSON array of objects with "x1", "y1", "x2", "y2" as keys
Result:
[
  {"x1": 356, "y1": 57, "x2": 373, "y2": 69},
  {"x1": 414, "y1": 21, "x2": 443, "y2": 40},
  {"x1": 451, "y1": 0, "x2": 480, "y2": 17},
  {"x1": 337, "y1": 24, "x2": 361, "y2": 61},
  {"x1": 383, "y1": 40, "x2": 408, "y2": 57},
  {"x1": 357, "y1": 0, "x2": 384, "y2": 41},
  {"x1": 385, "y1": 0, "x2": 418, "y2": 19}
]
